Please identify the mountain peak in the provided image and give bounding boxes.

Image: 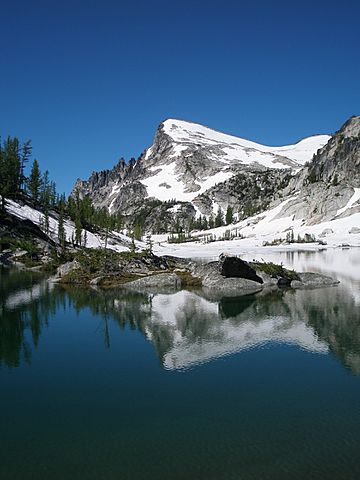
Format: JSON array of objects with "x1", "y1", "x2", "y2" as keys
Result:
[
  {"x1": 156, "y1": 118, "x2": 330, "y2": 168},
  {"x1": 338, "y1": 115, "x2": 360, "y2": 138}
]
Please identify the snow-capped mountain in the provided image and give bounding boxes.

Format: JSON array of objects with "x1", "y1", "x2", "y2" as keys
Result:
[{"x1": 73, "y1": 119, "x2": 329, "y2": 230}]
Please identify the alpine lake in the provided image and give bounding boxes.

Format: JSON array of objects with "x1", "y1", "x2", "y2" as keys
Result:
[{"x1": 1, "y1": 248, "x2": 360, "y2": 480}]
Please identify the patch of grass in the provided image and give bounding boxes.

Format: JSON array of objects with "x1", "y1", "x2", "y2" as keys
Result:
[
  {"x1": 118, "y1": 251, "x2": 148, "y2": 260},
  {"x1": 252, "y1": 261, "x2": 300, "y2": 281},
  {"x1": 60, "y1": 268, "x2": 91, "y2": 284},
  {"x1": 100, "y1": 273, "x2": 143, "y2": 287}
]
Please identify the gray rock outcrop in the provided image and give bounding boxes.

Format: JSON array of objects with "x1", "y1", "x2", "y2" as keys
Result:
[
  {"x1": 291, "y1": 272, "x2": 340, "y2": 289},
  {"x1": 277, "y1": 116, "x2": 360, "y2": 225},
  {"x1": 123, "y1": 272, "x2": 182, "y2": 290}
]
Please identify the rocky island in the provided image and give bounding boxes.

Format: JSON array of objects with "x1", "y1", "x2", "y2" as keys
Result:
[{"x1": 46, "y1": 250, "x2": 339, "y2": 296}]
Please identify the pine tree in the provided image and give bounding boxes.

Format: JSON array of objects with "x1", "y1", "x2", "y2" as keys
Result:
[
  {"x1": 57, "y1": 196, "x2": 66, "y2": 253},
  {"x1": 215, "y1": 207, "x2": 225, "y2": 227},
  {"x1": 20, "y1": 140, "x2": 32, "y2": 192},
  {"x1": 0, "y1": 137, "x2": 22, "y2": 207},
  {"x1": 133, "y1": 224, "x2": 142, "y2": 241},
  {"x1": 75, "y1": 212, "x2": 82, "y2": 246},
  {"x1": 225, "y1": 206, "x2": 234, "y2": 225},
  {"x1": 130, "y1": 232, "x2": 136, "y2": 253},
  {"x1": 145, "y1": 233, "x2": 153, "y2": 254},
  {"x1": 208, "y1": 214, "x2": 215, "y2": 229},
  {"x1": 44, "y1": 208, "x2": 50, "y2": 235},
  {"x1": 28, "y1": 159, "x2": 42, "y2": 204},
  {"x1": 40, "y1": 170, "x2": 50, "y2": 206}
]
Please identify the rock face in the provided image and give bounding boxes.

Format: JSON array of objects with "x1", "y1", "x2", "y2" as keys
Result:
[
  {"x1": 218, "y1": 253, "x2": 263, "y2": 284},
  {"x1": 276, "y1": 116, "x2": 360, "y2": 225},
  {"x1": 72, "y1": 118, "x2": 329, "y2": 232}
]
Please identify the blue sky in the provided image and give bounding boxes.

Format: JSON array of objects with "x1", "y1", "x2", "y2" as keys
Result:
[{"x1": 1, "y1": 0, "x2": 359, "y2": 194}]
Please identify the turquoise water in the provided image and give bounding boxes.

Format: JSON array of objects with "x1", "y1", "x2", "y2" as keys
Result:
[{"x1": 1, "y1": 250, "x2": 360, "y2": 479}]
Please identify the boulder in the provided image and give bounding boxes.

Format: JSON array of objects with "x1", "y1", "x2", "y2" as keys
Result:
[
  {"x1": 218, "y1": 254, "x2": 263, "y2": 284},
  {"x1": 277, "y1": 277, "x2": 291, "y2": 287},
  {"x1": 123, "y1": 272, "x2": 182, "y2": 289},
  {"x1": 291, "y1": 272, "x2": 339, "y2": 289},
  {"x1": 192, "y1": 261, "x2": 263, "y2": 297},
  {"x1": 319, "y1": 228, "x2": 334, "y2": 238},
  {"x1": 349, "y1": 226, "x2": 360, "y2": 234},
  {"x1": 90, "y1": 276, "x2": 105, "y2": 286},
  {"x1": 51, "y1": 260, "x2": 80, "y2": 282}
]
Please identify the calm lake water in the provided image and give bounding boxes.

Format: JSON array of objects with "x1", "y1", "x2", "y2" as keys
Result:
[{"x1": 1, "y1": 249, "x2": 360, "y2": 479}]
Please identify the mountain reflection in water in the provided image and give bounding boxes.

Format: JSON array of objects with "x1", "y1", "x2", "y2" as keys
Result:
[{"x1": 1, "y1": 264, "x2": 360, "y2": 374}]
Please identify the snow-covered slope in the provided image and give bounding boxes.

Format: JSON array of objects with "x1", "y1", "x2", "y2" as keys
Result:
[
  {"x1": 138, "y1": 119, "x2": 330, "y2": 205},
  {"x1": 152, "y1": 190, "x2": 360, "y2": 258},
  {"x1": 5, "y1": 199, "x2": 143, "y2": 253},
  {"x1": 162, "y1": 119, "x2": 330, "y2": 168}
]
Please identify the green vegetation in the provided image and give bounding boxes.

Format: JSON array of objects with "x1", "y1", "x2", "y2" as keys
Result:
[
  {"x1": 0, "y1": 137, "x2": 32, "y2": 210},
  {"x1": 167, "y1": 232, "x2": 195, "y2": 243},
  {"x1": 225, "y1": 206, "x2": 234, "y2": 225},
  {"x1": 215, "y1": 207, "x2": 225, "y2": 227},
  {"x1": 263, "y1": 232, "x2": 318, "y2": 246},
  {"x1": 252, "y1": 261, "x2": 300, "y2": 281}
]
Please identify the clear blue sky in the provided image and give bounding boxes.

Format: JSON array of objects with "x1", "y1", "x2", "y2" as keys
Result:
[{"x1": 1, "y1": 0, "x2": 359, "y2": 194}]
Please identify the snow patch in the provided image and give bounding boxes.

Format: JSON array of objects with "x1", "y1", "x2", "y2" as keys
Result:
[{"x1": 336, "y1": 188, "x2": 360, "y2": 217}]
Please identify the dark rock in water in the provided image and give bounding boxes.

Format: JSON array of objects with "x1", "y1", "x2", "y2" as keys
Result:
[
  {"x1": 218, "y1": 254, "x2": 263, "y2": 284},
  {"x1": 277, "y1": 277, "x2": 291, "y2": 287}
]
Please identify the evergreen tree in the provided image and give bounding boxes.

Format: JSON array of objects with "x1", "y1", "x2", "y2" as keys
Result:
[
  {"x1": 57, "y1": 195, "x2": 66, "y2": 253},
  {"x1": 40, "y1": 170, "x2": 50, "y2": 206},
  {"x1": 130, "y1": 231, "x2": 136, "y2": 253},
  {"x1": 28, "y1": 159, "x2": 42, "y2": 204},
  {"x1": 75, "y1": 211, "x2": 82, "y2": 246},
  {"x1": 145, "y1": 233, "x2": 153, "y2": 254},
  {"x1": 49, "y1": 181, "x2": 57, "y2": 207},
  {"x1": 0, "y1": 137, "x2": 22, "y2": 208},
  {"x1": 208, "y1": 214, "x2": 215, "y2": 229},
  {"x1": 215, "y1": 207, "x2": 225, "y2": 227},
  {"x1": 133, "y1": 224, "x2": 142, "y2": 241},
  {"x1": 225, "y1": 205, "x2": 234, "y2": 225},
  {"x1": 43, "y1": 208, "x2": 50, "y2": 235},
  {"x1": 20, "y1": 140, "x2": 32, "y2": 192}
]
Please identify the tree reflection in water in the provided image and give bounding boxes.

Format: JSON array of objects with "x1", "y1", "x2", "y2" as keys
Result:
[{"x1": 1, "y1": 264, "x2": 360, "y2": 373}]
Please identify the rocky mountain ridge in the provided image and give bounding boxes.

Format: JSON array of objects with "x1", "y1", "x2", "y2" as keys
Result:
[{"x1": 73, "y1": 118, "x2": 330, "y2": 232}]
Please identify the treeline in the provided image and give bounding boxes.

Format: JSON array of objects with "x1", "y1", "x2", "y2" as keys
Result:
[
  {"x1": 0, "y1": 137, "x2": 57, "y2": 211},
  {"x1": 191, "y1": 205, "x2": 234, "y2": 231}
]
